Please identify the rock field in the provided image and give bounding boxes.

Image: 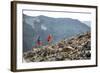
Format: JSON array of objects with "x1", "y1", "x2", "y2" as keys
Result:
[{"x1": 23, "y1": 32, "x2": 91, "y2": 62}]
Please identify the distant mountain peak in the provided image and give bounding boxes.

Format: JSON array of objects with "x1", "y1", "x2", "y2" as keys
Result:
[
  {"x1": 38, "y1": 15, "x2": 46, "y2": 17},
  {"x1": 37, "y1": 15, "x2": 53, "y2": 19}
]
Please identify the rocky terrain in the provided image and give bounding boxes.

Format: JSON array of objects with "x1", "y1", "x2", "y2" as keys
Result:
[{"x1": 23, "y1": 32, "x2": 91, "y2": 62}]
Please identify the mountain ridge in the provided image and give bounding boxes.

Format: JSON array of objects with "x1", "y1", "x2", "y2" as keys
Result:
[{"x1": 23, "y1": 14, "x2": 90, "y2": 52}]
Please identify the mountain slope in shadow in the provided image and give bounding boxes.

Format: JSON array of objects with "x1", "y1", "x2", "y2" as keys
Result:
[{"x1": 23, "y1": 14, "x2": 90, "y2": 52}]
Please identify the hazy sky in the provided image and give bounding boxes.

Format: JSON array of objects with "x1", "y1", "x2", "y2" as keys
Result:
[{"x1": 23, "y1": 10, "x2": 91, "y2": 21}]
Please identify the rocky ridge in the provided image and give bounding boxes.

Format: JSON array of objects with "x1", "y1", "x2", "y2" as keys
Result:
[{"x1": 23, "y1": 32, "x2": 91, "y2": 62}]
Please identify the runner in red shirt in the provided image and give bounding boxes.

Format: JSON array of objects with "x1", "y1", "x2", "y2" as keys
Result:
[{"x1": 47, "y1": 34, "x2": 53, "y2": 43}]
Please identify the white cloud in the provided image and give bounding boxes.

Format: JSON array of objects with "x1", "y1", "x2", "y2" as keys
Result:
[{"x1": 41, "y1": 25, "x2": 47, "y2": 31}]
